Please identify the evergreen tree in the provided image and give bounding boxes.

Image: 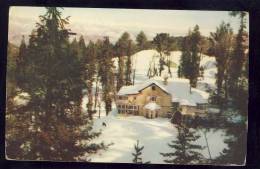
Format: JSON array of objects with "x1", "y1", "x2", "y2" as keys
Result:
[
  {"x1": 77, "y1": 35, "x2": 87, "y2": 60},
  {"x1": 160, "y1": 125, "x2": 205, "y2": 164},
  {"x1": 228, "y1": 12, "x2": 248, "y2": 114},
  {"x1": 179, "y1": 33, "x2": 192, "y2": 79},
  {"x1": 179, "y1": 26, "x2": 202, "y2": 87},
  {"x1": 70, "y1": 37, "x2": 79, "y2": 56},
  {"x1": 115, "y1": 32, "x2": 130, "y2": 90},
  {"x1": 15, "y1": 36, "x2": 28, "y2": 88},
  {"x1": 209, "y1": 22, "x2": 233, "y2": 108},
  {"x1": 6, "y1": 40, "x2": 27, "y2": 159},
  {"x1": 9, "y1": 7, "x2": 105, "y2": 161},
  {"x1": 132, "y1": 140, "x2": 150, "y2": 164},
  {"x1": 80, "y1": 39, "x2": 97, "y2": 119},
  {"x1": 189, "y1": 25, "x2": 202, "y2": 87},
  {"x1": 152, "y1": 33, "x2": 171, "y2": 76},
  {"x1": 125, "y1": 39, "x2": 135, "y2": 85},
  {"x1": 98, "y1": 37, "x2": 115, "y2": 116},
  {"x1": 215, "y1": 123, "x2": 247, "y2": 165},
  {"x1": 136, "y1": 31, "x2": 149, "y2": 51}
]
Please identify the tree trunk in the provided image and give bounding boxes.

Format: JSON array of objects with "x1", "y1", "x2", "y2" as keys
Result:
[
  {"x1": 132, "y1": 68, "x2": 136, "y2": 85},
  {"x1": 87, "y1": 82, "x2": 93, "y2": 120},
  {"x1": 94, "y1": 77, "x2": 99, "y2": 110}
]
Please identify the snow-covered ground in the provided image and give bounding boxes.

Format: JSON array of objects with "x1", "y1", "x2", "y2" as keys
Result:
[
  {"x1": 87, "y1": 109, "x2": 227, "y2": 163},
  {"x1": 85, "y1": 50, "x2": 226, "y2": 163}
]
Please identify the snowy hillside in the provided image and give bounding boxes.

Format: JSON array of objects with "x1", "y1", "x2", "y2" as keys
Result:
[{"x1": 113, "y1": 49, "x2": 217, "y2": 91}]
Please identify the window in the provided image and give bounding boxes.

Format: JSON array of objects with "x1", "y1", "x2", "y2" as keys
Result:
[
  {"x1": 118, "y1": 96, "x2": 128, "y2": 100},
  {"x1": 126, "y1": 105, "x2": 139, "y2": 114},
  {"x1": 150, "y1": 96, "x2": 157, "y2": 102},
  {"x1": 152, "y1": 86, "x2": 156, "y2": 90},
  {"x1": 197, "y1": 103, "x2": 207, "y2": 110}
]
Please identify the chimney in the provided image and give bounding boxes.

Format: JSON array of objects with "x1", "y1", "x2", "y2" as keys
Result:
[{"x1": 163, "y1": 76, "x2": 168, "y2": 85}]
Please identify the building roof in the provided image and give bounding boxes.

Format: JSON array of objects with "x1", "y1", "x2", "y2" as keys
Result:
[
  {"x1": 117, "y1": 79, "x2": 171, "y2": 96},
  {"x1": 117, "y1": 77, "x2": 209, "y2": 106}
]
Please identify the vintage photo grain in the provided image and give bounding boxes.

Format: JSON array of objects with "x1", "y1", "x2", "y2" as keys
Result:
[{"x1": 6, "y1": 7, "x2": 248, "y2": 165}]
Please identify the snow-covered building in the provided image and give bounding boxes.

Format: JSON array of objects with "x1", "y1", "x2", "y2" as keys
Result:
[{"x1": 116, "y1": 77, "x2": 209, "y2": 118}]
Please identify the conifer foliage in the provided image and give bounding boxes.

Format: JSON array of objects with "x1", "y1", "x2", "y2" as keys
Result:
[
  {"x1": 179, "y1": 25, "x2": 202, "y2": 87},
  {"x1": 152, "y1": 33, "x2": 173, "y2": 77},
  {"x1": 6, "y1": 7, "x2": 105, "y2": 161},
  {"x1": 136, "y1": 31, "x2": 149, "y2": 51},
  {"x1": 132, "y1": 140, "x2": 150, "y2": 164},
  {"x1": 160, "y1": 125, "x2": 205, "y2": 164},
  {"x1": 228, "y1": 12, "x2": 248, "y2": 115},
  {"x1": 80, "y1": 38, "x2": 97, "y2": 119},
  {"x1": 209, "y1": 22, "x2": 233, "y2": 108},
  {"x1": 97, "y1": 37, "x2": 115, "y2": 116},
  {"x1": 215, "y1": 123, "x2": 247, "y2": 165}
]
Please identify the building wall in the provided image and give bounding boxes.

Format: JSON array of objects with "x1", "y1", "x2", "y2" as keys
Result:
[
  {"x1": 180, "y1": 105, "x2": 208, "y2": 117},
  {"x1": 116, "y1": 84, "x2": 172, "y2": 117},
  {"x1": 116, "y1": 84, "x2": 208, "y2": 118}
]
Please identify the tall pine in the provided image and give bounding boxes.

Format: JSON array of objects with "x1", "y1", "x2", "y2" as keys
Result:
[
  {"x1": 228, "y1": 12, "x2": 248, "y2": 115},
  {"x1": 152, "y1": 33, "x2": 172, "y2": 76},
  {"x1": 81, "y1": 39, "x2": 97, "y2": 119},
  {"x1": 136, "y1": 31, "x2": 149, "y2": 51},
  {"x1": 125, "y1": 39, "x2": 135, "y2": 85},
  {"x1": 115, "y1": 32, "x2": 130, "y2": 90},
  {"x1": 209, "y1": 22, "x2": 233, "y2": 108},
  {"x1": 98, "y1": 37, "x2": 115, "y2": 116},
  {"x1": 8, "y1": 7, "x2": 105, "y2": 161},
  {"x1": 179, "y1": 26, "x2": 202, "y2": 88}
]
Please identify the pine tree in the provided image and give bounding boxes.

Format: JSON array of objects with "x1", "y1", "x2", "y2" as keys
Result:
[
  {"x1": 189, "y1": 25, "x2": 202, "y2": 87},
  {"x1": 132, "y1": 140, "x2": 150, "y2": 164},
  {"x1": 125, "y1": 39, "x2": 135, "y2": 85},
  {"x1": 209, "y1": 22, "x2": 233, "y2": 108},
  {"x1": 6, "y1": 40, "x2": 28, "y2": 159},
  {"x1": 179, "y1": 26, "x2": 202, "y2": 87},
  {"x1": 152, "y1": 33, "x2": 171, "y2": 76},
  {"x1": 160, "y1": 125, "x2": 205, "y2": 164},
  {"x1": 98, "y1": 37, "x2": 115, "y2": 116},
  {"x1": 179, "y1": 33, "x2": 192, "y2": 79},
  {"x1": 81, "y1": 40, "x2": 97, "y2": 119},
  {"x1": 8, "y1": 7, "x2": 105, "y2": 161},
  {"x1": 77, "y1": 35, "x2": 87, "y2": 60},
  {"x1": 228, "y1": 12, "x2": 248, "y2": 115},
  {"x1": 15, "y1": 36, "x2": 28, "y2": 88},
  {"x1": 136, "y1": 31, "x2": 149, "y2": 51},
  {"x1": 115, "y1": 32, "x2": 130, "y2": 90},
  {"x1": 215, "y1": 123, "x2": 247, "y2": 165},
  {"x1": 70, "y1": 37, "x2": 79, "y2": 56}
]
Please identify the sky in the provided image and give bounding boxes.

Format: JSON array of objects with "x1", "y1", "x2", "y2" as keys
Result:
[{"x1": 8, "y1": 6, "x2": 249, "y2": 45}]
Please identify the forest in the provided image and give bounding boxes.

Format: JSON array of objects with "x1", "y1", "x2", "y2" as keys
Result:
[{"x1": 6, "y1": 7, "x2": 248, "y2": 165}]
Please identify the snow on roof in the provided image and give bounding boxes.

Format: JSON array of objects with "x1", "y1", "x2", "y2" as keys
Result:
[
  {"x1": 117, "y1": 79, "x2": 171, "y2": 96},
  {"x1": 144, "y1": 102, "x2": 161, "y2": 110},
  {"x1": 118, "y1": 77, "x2": 209, "y2": 106}
]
